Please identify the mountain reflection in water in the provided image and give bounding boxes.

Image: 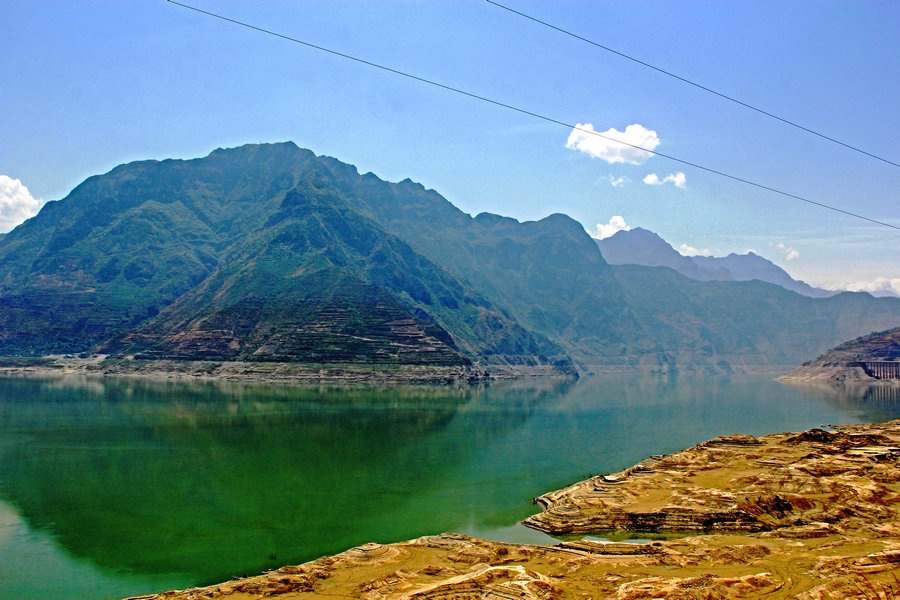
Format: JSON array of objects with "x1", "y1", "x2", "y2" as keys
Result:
[{"x1": 0, "y1": 374, "x2": 897, "y2": 599}]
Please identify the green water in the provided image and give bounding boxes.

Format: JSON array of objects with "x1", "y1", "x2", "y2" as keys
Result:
[{"x1": 0, "y1": 374, "x2": 897, "y2": 600}]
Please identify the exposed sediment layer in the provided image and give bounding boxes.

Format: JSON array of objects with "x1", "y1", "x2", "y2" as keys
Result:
[
  {"x1": 0, "y1": 356, "x2": 575, "y2": 384},
  {"x1": 130, "y1": 420, "x2": 900, "y2": 600}
]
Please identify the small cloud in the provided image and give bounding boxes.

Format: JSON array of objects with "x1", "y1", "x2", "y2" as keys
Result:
[
  {"x1": 678, "y1": 243, "x2": 713, "y2": 257},
  {"x1": 566, "y1": 122, "x2": 660, "y2": 165},
  {"x1": 0, "y1": 176, "x2": 42, "y2": 233},
  {"x1": 776, "y1": 242, "x2": 800, "y2": 261},
  {"x1": 829, "y1": 278, "x2": 900, "y2": 297},
  {"x1": 593, "y1": 216, "x2": 631, "y2": 240},
  {"x1": 643, "y1": 172, "x2": 687, "y2": 188},
  {"x1": 607, "y1": 175, "x2": 630, "y2": 188}
]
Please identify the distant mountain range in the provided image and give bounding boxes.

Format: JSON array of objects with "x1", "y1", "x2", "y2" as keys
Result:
[
  {"x1": 0, "y1": 142, "x2": 897, "y2": 374},
  {"x1": 595, "y1": 227, "x2": 835, "y2": 298}
]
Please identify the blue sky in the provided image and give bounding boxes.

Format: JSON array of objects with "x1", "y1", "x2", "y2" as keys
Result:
[{"x1": 2, "y1": 0, "x2": 898, "y2": 294}]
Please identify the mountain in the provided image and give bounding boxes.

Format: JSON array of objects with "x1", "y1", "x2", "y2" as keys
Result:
[
  {"x1": 106, "y1": 173, "x2": 562, "y2": 366},
  {"x1": 692, "y1": 253, "x2": 835, "y2": 298},
  {"x1": 609, "y1": 265, "x2": 899, "y2": 371},
  {"x1": 809, "y1": 327, "x2": 900, "y2": 364},
  {"x1": 594, "y1": 227, "x2": 713, "y2": 280},
  {"x1": 595, "y1": 228, "x2": 836, "y2": 298},
  {"x1": 0, "y1": 144, "x2": 564, "y2": 368},
  {"x1": 0, "y1": 142, "x2": 897, "y2": 373}
]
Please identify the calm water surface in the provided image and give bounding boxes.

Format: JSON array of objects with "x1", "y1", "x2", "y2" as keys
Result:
[{"x1": 1, "y1": 373, "x2": 898, "y2": 600}]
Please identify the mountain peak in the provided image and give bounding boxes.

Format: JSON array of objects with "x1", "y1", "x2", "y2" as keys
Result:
[
  {"x1": 597, "y1": 226, "x2": 837, "y2": 297},
  {"x1": 596, "y1": 226, "x2": 700, "y2": 275},
  {"x1": 0, "y1": 144, "x2": 894, "y2": 374},
  {"x1": 474, "y1": 212, "x2": 519, "y2": 228}
]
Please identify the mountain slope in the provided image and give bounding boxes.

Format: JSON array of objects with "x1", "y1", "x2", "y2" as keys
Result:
[
  {"x1": 692, "y1": 253, "x2": 834, "y2": 298},
  {"x1": 807, "y1": 327, "x2": 900, "y2": 364},
  {"x1": 595, "y1": 227, "x2": 714, "y2": 280},
  {"x1": 0, "y1": 144, "x2": 325, "y2": 354},
  {"x1": 611, "y1": 265, "x2": 900, "y2": 370},
  {"x1": 0, "y1": 142, "x2": 896, "y2": 373},
  {"x1": 106, "y1": 172, "x2": 561, "y2": 366},
  {"x1": 779, "y1": 327, "x2": 900, "y2": 385},
  {"x1": 311, "y1": 161, "x2": 637, "y2": 362},
  {"x1": 596, "y1": 228, "x2": 836, "y2": 297}
]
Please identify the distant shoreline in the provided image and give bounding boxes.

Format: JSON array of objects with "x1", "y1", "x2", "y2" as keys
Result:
[
  {"x1": 0, "y1": 355, "x2": 577, "y2": 385},
  {"x1": 778, "y1": 363, "x2": 900, "y2": 388},
  {"x1": 0, "y1": 355, "x2": 805, "y2": 385}
]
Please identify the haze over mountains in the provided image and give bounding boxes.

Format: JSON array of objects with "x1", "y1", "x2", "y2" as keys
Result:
[
  {"x1": 0, "y1": 142, "x2": 897, "y2": 373},
  {"x1": 595, "y1": 228, "x2": 836, "y2": 298}
]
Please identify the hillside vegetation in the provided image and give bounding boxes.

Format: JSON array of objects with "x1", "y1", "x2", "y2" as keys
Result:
[{"x1": 0, "y1": 143, "x2": 897, "y2": 374}]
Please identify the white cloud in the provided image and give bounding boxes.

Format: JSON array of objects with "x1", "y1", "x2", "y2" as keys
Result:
[
  {"x1": 566, "y1": 123, "x2": 660, "y2": 165},
  {"x1": 607, "y1": 175, "x2": 630, "y2": 188},
  {"x1": 593, "y1": 216, "x2": 631, "y2": 240},
  {"x1": 829, "y1": 278, "x2": 900, "y2": 297},
  {"x1": 776, "y1": 242, "x2": 800, "y2": 261},
  {"x1": 643, "y1": 172, "x2": 687, "y2": 188},
  {"x1": 678, "y1": 243, "x2": 713, "y2": 257},
  {"x1": 0, "y1": 176, "x2": 42, "y2": 233}
]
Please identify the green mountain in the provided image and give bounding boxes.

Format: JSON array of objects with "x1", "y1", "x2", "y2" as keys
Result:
[
  {"x1": 610, "y1": 265, "x2": 900, "y2": 371},
  {"x1": 0, "y1": 144, "x2": 565, "y2": 368},
  {"x1": 0, "y1": 142, "x2": 897, "y2": 373},
  {"x1": 106, "y1": 171, "x2": 558, "y2": 366}
]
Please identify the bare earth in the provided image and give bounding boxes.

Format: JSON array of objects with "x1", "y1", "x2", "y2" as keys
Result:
[{"x1": 129, "y1": 420, "x2": 900, "y2": 600}]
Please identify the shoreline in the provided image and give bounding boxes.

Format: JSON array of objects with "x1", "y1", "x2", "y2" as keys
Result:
[
  {"x1": 128, "y1": 419, "x2": 900, "y2": 599},
  {"x1": 0, "y1": 356, "x2": 577, "y2": 385},
  {"x1": 778, "y1": 364, "x2": 900, "y2": 388},
  {"x1": 0, "y1": 355, "x2": 801, "y2": 386}
]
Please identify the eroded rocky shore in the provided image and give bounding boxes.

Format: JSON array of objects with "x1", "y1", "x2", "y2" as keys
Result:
[{"x1": 129, "y1": 420, "x2": 900, "y2": 600}]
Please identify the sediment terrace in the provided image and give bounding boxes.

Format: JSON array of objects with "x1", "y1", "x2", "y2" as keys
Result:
[{"x1": 131, "y1": 421, "x2": 900, "y2": 599}]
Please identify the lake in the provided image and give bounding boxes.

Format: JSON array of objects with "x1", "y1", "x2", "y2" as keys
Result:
[{"x1": 1, "y1": 373, "x2": 898, "y2": 600}]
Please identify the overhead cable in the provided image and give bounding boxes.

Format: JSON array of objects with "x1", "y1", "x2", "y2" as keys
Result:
[
  {"x1": 485, "y1": 0, "x2": 899, "y2": 169},
  {"x1": 166, "y1": 0, "x2": 899, "y2": 232}
]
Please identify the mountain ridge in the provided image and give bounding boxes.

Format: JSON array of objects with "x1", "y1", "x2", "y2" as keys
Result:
[
  {"x1": 595, "y1": 227, "x2": 837, "y2": 298},
  {"x1": 0, "y1": 142, "x2": 897, "y2": 374}
]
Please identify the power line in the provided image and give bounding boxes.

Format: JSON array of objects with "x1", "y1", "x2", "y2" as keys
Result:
[
  {"x1": 166, "y1": 0, "x2": 899, "y2": 232},
  {"x1": 485, "y1": 0, "x2": 900, "y2": 170}
]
